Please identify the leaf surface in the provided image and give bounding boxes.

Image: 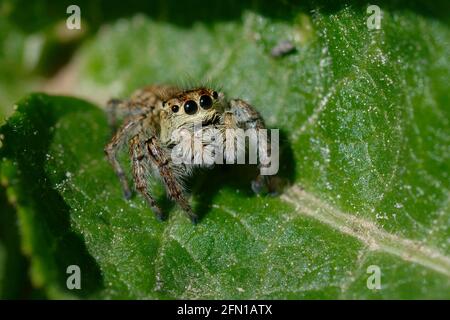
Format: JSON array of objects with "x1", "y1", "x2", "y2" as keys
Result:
[{"x1": 1, "y1": 4, "x2": 449, "y2": 298}]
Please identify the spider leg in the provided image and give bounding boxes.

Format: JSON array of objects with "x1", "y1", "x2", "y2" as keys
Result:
[
  {"x1": 228, "y1": 99, "x2": 277, "y2": 194},
  {"x1": 104, "y1": 115, "x2": 145, "y2": 199},
  {"x1": 129, "y1": 135, "x2": 164, "y2": 220},
  {"x1": 145, "y1": 136, "x2": 198, "y2": 224},
  {"x1": 229, "y1": 99, "x2": 266, "y2": 130},
  {"x1": 106, "y1": 98, "x2": 123, "y2": 130}
]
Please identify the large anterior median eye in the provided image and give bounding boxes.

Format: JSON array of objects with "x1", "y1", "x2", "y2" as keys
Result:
[
  {"x1": 199, "y1": 95, "x2": 213, "y2": 109},
  {"x1": 184, "y1": 100, "x2": 198, "y2": 115}
]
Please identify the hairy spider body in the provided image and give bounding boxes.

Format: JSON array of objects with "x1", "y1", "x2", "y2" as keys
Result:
[{"x1": 105, "y1": 85, "x2": 274, "y2": 223}]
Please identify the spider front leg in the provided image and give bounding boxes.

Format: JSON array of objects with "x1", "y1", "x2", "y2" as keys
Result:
[
  {"x1": 145, "y1": 137, "x2": 198, "y2": 223},
  {"x1": 129, "y1": 135, "x2": 164, "y2": 220},
  {"x1": 228, "y1": 99, "x2": 278, "y2": 194},
  {"x1": 104, "y1": 115, "x2": 145, "y2": 199}
]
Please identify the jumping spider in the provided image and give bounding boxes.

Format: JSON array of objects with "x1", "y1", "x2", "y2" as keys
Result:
[{"x1": 105, "y1": 85, "x2": 275, "y2": 223}]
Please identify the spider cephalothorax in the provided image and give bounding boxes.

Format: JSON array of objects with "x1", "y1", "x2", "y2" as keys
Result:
[
  {"x1": 159, "y1": 87, "x2": 226, "y2": 144},
  {"x1": 105, "y1": 85, "x2": 276, "y2": 223}
]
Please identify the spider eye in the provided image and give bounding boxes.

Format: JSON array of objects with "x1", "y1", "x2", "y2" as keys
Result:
[
  {"x1": 212, "y1": 91, "x2": 218, "y2": 99},
  {"x1": 171, "y1": 105, "x2": 179, "y2": 113},
  {"x1": 184, "y1": 100, "x2": 198, "y2": 115},
  {"x1": 199, "y1": 95, "x2": 213, "y2": 109}
]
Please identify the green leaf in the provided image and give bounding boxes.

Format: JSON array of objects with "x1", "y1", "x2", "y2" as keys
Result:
[
  {"x1": 1, "y1": 3, "x2": 449, "y2": 298},
  {"x1": 0, "y1": 185, "x2": 30, "y2": 299}
]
